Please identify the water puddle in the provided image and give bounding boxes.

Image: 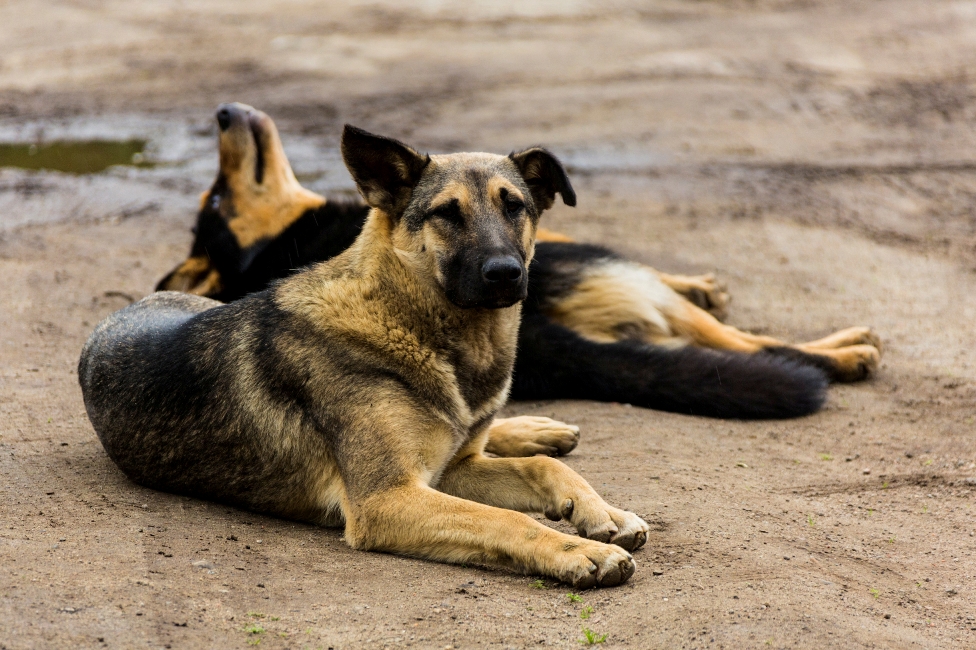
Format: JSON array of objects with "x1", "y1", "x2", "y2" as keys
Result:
[{"x1": 0, "y1": 139, "x2": 153, "y2": 174}]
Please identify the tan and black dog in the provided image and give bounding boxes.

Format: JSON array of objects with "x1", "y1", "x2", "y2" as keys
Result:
[
  {"x1": 158, "y1": 103, "x2": 882, "y2": 420},
  {"x1": 80, "y1": 126, "x2": 649, "y2": 587}
]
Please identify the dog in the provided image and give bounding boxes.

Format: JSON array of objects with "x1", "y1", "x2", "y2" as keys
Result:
[
  {"x1": 80, "y1": 125, "x2": 651, "y2": 587},
  {"x1": 158, "y1": 103, "x2": 883, "y2": 419}
]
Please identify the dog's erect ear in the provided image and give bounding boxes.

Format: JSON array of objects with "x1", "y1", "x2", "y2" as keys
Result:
[
  {"x1": 509, "y1": 147, "x2": 576, "y2": 212},
  {"x1": 341, "y1": 125, "x2": 430, "y2": 215}
]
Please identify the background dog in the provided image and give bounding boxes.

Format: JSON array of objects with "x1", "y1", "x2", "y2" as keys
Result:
[
  {"x1": 80, "y1": 126, "x2": 649, "y2": 588},
  {"x1": 159, "y1": 104, "x2": 883, "y2": 419}
]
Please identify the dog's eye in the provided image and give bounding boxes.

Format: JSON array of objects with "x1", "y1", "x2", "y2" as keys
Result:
[
  {"x1": 499, "y1": 188, "x2": 523, "y2": 219},
  {"x1": 504, "y1": 199, "x2": 524, "y2": 218},
  {"x1": 428, "y1": 200, "x2": 463, "y2": 225}
]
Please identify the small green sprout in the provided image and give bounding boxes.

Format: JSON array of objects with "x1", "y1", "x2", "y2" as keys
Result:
[
  {"x1": 530, "y1": 579, "x2": 547, "y2": 590},
  {"x1": 580, "y1": 605, "x2": 594, "y2": 620},
  {"x1": 869, "y1": 588, "x2": 880, "y2": 599},
  {"x1": 567, "y1": 593, "x2": 583, "y2": 603},
  {"x1": 819, "y1": 453, "x2": 833, "y2": 461},
  {"x1": 580, "y1": 627, "x2": 608, "y2": 645}
]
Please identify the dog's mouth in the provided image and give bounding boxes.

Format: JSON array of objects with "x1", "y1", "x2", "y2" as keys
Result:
[{"x1": 248, "y1": 112, "x2": 265, "y2": 185}]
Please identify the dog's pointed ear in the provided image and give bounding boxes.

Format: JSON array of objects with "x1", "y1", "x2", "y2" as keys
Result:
[
  {"x1": 509, "y1": 147, "x2": 576, "y2": 212},
  {"x1": 341, "y1": 125, "x2": 430, "y2": 215}
]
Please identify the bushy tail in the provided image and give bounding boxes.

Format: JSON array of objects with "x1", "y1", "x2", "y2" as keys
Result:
[{"x1": 512, "y1": 312, "x2": 827, "y2": 419}]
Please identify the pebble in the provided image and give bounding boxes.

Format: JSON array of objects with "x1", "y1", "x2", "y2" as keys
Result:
[{"x1": 191, "y1": 560, "x2": 215, "y2": 570}]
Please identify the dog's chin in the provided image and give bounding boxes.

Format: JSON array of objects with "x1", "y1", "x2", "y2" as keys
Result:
[{"x1": 444, "y1": 286, "x2": 527, "y2": 310}]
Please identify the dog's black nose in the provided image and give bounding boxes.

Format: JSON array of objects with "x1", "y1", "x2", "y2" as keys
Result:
[
  {"x1": 216, "y1": 106, "x2": 234, "y2": 131},
  {"x1": 482, "y1": 256, "x2": 523, "y2": 285}
]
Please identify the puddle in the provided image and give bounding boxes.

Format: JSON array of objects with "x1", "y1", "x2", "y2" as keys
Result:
[{"x1": 0, "y1": 140, "x2": 153, "y2": 174}]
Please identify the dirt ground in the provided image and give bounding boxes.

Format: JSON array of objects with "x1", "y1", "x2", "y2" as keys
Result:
[{"x1": 2, "y1": 1, "x2": 976, "y2": 648}]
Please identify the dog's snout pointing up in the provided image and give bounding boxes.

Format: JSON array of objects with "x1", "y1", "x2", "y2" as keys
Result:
[{"x1": 216, "y1": 107, "x2": 233, "y2": 131}]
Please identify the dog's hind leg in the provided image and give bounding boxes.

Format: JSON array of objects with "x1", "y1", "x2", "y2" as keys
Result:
[
  {"x1": 484, "y1": 416, "x2": 580, "y2": 457},
  {"x1": 794, "y1": 326, "x2": 883, "y2": 352},
  {"x1": 438, "y1": 449, "x2": 649, "y2": 553},
  {"x1": 669, "y1": 301, "x2": 881, "y2": 382}
]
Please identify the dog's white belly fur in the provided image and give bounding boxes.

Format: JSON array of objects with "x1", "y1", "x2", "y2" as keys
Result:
[{"x1": 547, "y1": 260, "x2": 684, "y2": 344}]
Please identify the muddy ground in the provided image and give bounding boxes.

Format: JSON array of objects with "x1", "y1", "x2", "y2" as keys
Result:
[{"x1": 2, "y1": 1, "x2": 976, "y2": 648}]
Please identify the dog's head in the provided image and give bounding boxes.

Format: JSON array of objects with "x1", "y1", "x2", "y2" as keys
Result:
[
  {"x1": 156, "y1": 102, "x2": 324, "y2": 296},
  {"x1": 341, "y1": 125, "x2": 576, "y2": 309}
]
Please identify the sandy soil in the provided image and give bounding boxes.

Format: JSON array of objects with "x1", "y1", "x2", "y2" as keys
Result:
[{"x1": 2, "y1": 1, "x2": 976, "y2": 648}]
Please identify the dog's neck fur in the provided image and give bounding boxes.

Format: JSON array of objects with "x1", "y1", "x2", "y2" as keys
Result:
[
  {"x1": 277, "y1": 208, "x2": 522, "y2": 425},
  {"x1": 363, "y1": 208, "x2": 522, "y2": 339}
]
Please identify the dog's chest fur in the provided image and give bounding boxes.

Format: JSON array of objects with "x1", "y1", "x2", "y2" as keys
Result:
[{"x1": 276, "y1": 229, "x2": 520, "y2": 446}]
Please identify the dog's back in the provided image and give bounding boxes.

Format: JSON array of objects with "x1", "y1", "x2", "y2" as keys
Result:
[{"x1": 79, "y1": 291, "x2": 344, "y2": 523}]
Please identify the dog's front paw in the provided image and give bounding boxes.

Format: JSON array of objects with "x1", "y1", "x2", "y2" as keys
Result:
[
  {"x1": 485, "y1": 416, "x2": 580, "y2": 457},
  {"x1": 604, "y1": 507, "x2": 649, "y2": 551},
  {"x1": 683, "y1": 273, "x2": 730, "y2": 321},
  {"x1": 550, "y1": 498, "x2": 649, "y2": 552},
  {"x1": 558, "y1": 540, "x2": 636, "y2": 589}
]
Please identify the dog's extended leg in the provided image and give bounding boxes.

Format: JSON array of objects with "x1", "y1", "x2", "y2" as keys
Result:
[
  {"x1": 655, "y1": 271, "x2": 730, "y2": 321},
  {"x1": 438, "y1": 447, "x2": 649, "y2": 551},
  {"x1": 485, "y1": 416, "x2": 580, "y2": 457},
  {"x1": 344, "y1": 484, "x2": 637, "y2": 588},
  {"x1": 795, "y1": 326, "x2": 883, "y2": 353},
  {"x1": 670, "y1": 301, "x2": 881, "y2": 382}
]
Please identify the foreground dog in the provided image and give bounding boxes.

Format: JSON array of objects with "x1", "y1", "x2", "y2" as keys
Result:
[
  {"x1": 80, "y1": 126, "x2": 649, "y2": 587},
  {"x1": 158, "y1": 103, "x2": 883, "y2": 419}
]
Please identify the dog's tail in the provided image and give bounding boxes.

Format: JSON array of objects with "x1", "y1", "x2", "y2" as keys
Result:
[{"x1": 512, "y1": 312, "x2": 827, "y2": 419}]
